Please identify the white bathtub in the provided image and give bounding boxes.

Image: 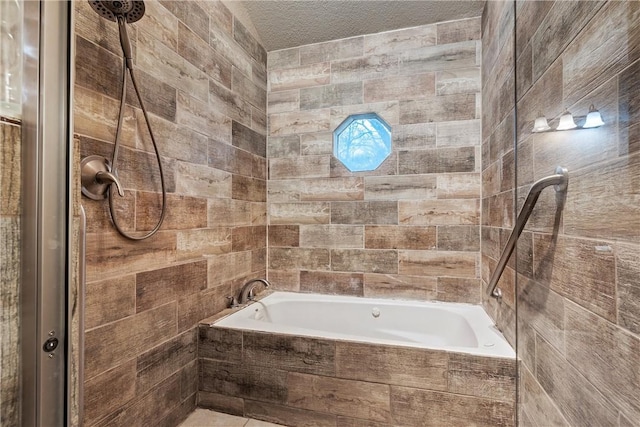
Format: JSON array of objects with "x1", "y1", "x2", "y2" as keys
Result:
[{"x1": 213, "y1": 291, "x2": 514, "y2": 358}]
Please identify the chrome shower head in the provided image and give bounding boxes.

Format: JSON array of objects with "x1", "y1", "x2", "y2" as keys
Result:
[{"x1": 88, "y1": 0, "x2": 145, "y2": 23}]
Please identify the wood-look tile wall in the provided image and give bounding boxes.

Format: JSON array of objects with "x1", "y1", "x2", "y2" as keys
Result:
[
  {"x1": 483, "y1": 1, "x2": 640, "y2": 425},
  {"x1": 198, "y1": 325, "x2": 516, "y2": 426},
  {"x1": 266, "y1": 19, "x2": 483, "y2": 303},
  {"x1": 480, "y1": 0, "x2": 517, "y2": 347},
  {"x1": 0, "y1": 118, "x2": 22, "y2": 426},
  {"x1": 73, "y1": 1, "x2": 267, "y2": 425}
]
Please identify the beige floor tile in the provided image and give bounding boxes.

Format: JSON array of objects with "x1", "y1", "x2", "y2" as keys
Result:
[
  {"x1": 179, "y1": 409, "x2": 247, "y2": 427},
  {"x1": 245, "y1": 420, "x2": 283, "y2": 427}
]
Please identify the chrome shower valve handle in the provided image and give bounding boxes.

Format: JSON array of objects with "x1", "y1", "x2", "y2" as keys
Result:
[
  {"x1": 95, "y1": 170, "x2": 124, "y2": 197},
  {"x1": 80, "y1": 155, "x2": 124, "y2": 200}
]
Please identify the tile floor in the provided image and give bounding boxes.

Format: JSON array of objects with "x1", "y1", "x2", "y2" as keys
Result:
[{"x1": 179, "y1": 408, "x2": 283, "y2": 427}]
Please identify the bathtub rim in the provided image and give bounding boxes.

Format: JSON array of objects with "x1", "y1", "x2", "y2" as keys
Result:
[{"x1": 202, "y1": 291, "x2": 516, "y2": 359}]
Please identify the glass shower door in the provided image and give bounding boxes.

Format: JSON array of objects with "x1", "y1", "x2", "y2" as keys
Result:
[
  {"x1": 515, "y1": 1, "x2": 640, "y2": 425},
  {"x1": 1, "y1": 1, "x2": 72, "y2": 425}
]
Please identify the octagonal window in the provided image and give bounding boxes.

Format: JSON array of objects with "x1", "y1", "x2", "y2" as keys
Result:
[{"x1": 333, "y1": 113, "x2": 392, "y2": 172}]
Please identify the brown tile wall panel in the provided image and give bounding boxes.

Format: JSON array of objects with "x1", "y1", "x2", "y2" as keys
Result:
[
  {"x1": 207, "y1": 251, "x2": 253, "y2": 285},
  {"x1": 436, "y1": 173, "x2": 481, "y2": 199},
  {"x1": 243, "y1": 331, "x2": 336, "y2": 375},
  {"x1": 198, "y1": 327, "x2": 243, "y2": 362},
  {"x1": 83, "y1": 360, "x2": 137, "y2": 425},
  {"x1": 269, "y1": 155, "x2": 330, "y2": 180},
  {"x1": 268, "y1": 225, "x2": 300, "y2": 247},
  {"x1": 300, "y1": 224, "x2": 364, "y2": 249},
  {"x1": 92, "y1": 371, "x2": 183, "y2": 427},
  {"x1": 335, "y1": 342, "x2": 448, "y2": 391},
  {"x1": 176, "y1": 227, "x2": 232, "y2": 260},
  {"x1": 399, "y1": 199, "x2": 480, "y2": 226},
  {"x1": 363, "y1": 274, "x2": 438, "y2": 301},
  {"x1": 447, "y1": 353, "x2": 515, "y2": 402},
  {"x1": 536, "y1": 337, "x2": 618, "y2": 427},
  {"x1": 200, "y1": 359, "x2": 288, "y2": 404},
  {"x1": 269, "y1": 248, "x2": 331, "y2": 271},
  {"x1": 390, "y1": 386, "x2": 514, "y2": 426},
  {"x1": 301, "y1": 37, "x2": 363, "y2": 65},
  {"x1": 399, "y1": 251, "x2": 477, "y2": 278},
  {"x1": 269, "y1": 63, "x2": 331, "y2": 92},
  {"x1": 232, "y1": 120, "x2": 266, "y2": 157},
  {"x1": 399, "y1": 146, "x2": 476, "y2": 174},
  {"x1": 365, "y1": 225, "x2": 436, "y2": 250},
  {"x1": 300, "y1": 177, "x2": 364, "y2": 201},
  {"x1": 437, "y1": 17, "x2": 482, "y2": 45},
  {"x1": 364, "y1": 175, "x2": 436, "y2": 201},
  {"x1": 565, "y1": 301, "x2": 640, "y2": 421},
  {"x1": 331, "y1": 249, "x2": 399, "y2": 274},
  {"x1": 437, "y1": 225, "x2": 480, "y2": 251},
  {"x1": 270, "y1": 202, "x2": 331, "y2": 225},
  {"x1": 393, "y1": 122, "x2": 436, "y2": 151},
  {"x1": 436, "y1": 277, "x2": 481, "y2": 304},
  {"x1": 364, "y1": 26, "x2": 436, "y2": 56},
  {"x1": 85, "y1": 275, "x2": 136, "y2": 330},
  {"x1": 397, "y1": 41, "x2": 478, "y2": 76},
  {"x1": 84, "y1": 303, "x2": 178, "y2": 380},
  {"x1": 232, "y1": 175, "x2": 267, "y2": 202},
  {"x1": 268, "y1": 90, "x2": 300, "y2": 115},
  {"x1": 300, "y1": 82, "x2": 363, "y2": 110},
  {"x1": 208, "y1": 199, "x2": 252, "y2": 227},
  {"x1": 288, "y1": 373, "x2": 391, "y2": 422},
  {"x1": 135, "y1": 329, "x2": 197, "y2": 394},
  {"x1": 399, "y1": 94, "x2": 477, "y2": 125},
  {"x1": 533, "y1": 234, "x2": 616, "y2": 322},
  {"x1": 519, "y1": 365, "x2": 569, "y2": 427},
  {"x1": 268, "y1": 20, "x2": 482, "y2": 304},
  {"x1": 363, "y1": 74, "x2": 435, "y2": 103},
  {"x1": 136, "y1": 260, "x2": 207, "y2": 313},
  {"x1": 331, "y1": 201, "x2": 398, "y2": 225},
  {"x1": 300, "y1": 271, "x2": 364, "y2": 296},
  {"x1": 75, "y1": 0, "x2": 267, "y2": 422},
  {"x1": 617, "y1": 243, "x2": 640, "y2": 335},
  {"x1": 177, "y1": 22, "x2": 232, "y2": 89}
]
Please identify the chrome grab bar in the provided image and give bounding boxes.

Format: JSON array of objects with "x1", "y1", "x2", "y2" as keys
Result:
[{"x1": 488, "y1": 167, "x2": 569, "y2": 300}]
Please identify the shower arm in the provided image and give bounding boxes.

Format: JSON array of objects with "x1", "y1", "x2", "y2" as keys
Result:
[{"x1": 488, "y1": 167, "x2": 568, "y2": 300}]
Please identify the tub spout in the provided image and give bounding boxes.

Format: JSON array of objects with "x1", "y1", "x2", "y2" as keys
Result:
[{"x1": 239, "y1": 279, "x2": 270, "y2": 305}]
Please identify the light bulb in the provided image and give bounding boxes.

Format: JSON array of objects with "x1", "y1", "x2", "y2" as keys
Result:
[
  {"x1": 582, "y1": 104, "x2": 605, "y2": 128},
  {"x1": 556, "y1": 110, "x2": 577, "y2": 131},
  {"x1": 532, "y1": 116, "x2": 551, "y2": 133}
]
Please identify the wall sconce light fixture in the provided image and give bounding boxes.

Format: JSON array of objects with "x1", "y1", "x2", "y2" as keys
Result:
[
  {"x1": 532, "y1": 104, "x2": 605, "y2": 133},
  {"x1": 532, "y1": 116, "x2": 551, "y2": 133},
  {"x1": 582, "y1": 104, "x2": 605, "y2": 129},
  {"x1": 556, "y1": 110, "x2": 578, "y2": 131}
]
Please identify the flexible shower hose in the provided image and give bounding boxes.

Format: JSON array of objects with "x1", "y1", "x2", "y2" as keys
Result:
[{"x1": 109, "y1": 56, "x2": 167, "y2": 240}]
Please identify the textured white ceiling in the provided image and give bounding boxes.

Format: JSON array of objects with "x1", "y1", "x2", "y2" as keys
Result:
[{"x1": 239, "y1": 0, "x2": 486, "y2": 51}]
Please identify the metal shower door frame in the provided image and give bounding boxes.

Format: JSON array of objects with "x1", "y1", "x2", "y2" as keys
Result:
[{"x1": 21, "y1": 1, "x2": 72, "y2": 426}]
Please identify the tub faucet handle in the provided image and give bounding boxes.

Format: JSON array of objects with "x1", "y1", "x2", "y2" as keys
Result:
[{"x1": 226, "y1": 295, "x2": 239, "y2": 308}]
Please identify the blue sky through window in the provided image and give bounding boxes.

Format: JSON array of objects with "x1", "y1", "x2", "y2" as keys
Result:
[{"x1": 334, "y1": 113, "x2": 391, "y2": 172}]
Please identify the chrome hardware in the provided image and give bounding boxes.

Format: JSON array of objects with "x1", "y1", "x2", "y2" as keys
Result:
[
  {"x1": 226, "y1": 295, "x2": 239, "y2": 308},
  {"x1": 80, "y1": 155, "x2": 124, "y2": 200},
  {"x1": 488, "y1": 167, "x2": 569, "y2": 300},
  {"x1": 239, "y1": 279, "x2": 271, "y2": 305}
]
